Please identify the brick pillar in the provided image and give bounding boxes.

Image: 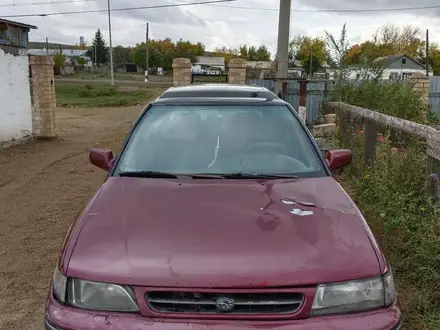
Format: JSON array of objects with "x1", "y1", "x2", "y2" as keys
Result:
[
  {"x1": 410, "y1": 73, "x2": 430, "y2": 122},
  {"x1": 228, "y1": 58, "x2": 247, "y2": 85},
  {"x1": 172, "y1": 58, "x2": 192, "y2": 87},
  {"x1": 30, "y1": 56, "x2": 57, "y2": 139},
  {"x1": 410, "y1": 73, "x2": 430, "y2": 104}
]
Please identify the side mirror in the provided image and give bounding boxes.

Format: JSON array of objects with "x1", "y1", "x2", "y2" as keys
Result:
[
  {"x1": 326, "y1": 149, "x2": 352, "y2": 171},
  {"x1": 90, "y1": 148, "x2": 114, "y2": 171}
]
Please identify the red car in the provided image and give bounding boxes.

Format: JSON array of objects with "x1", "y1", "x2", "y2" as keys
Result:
[{"x1": 45, "y1": 85, "x2": 402, "y2": 330}]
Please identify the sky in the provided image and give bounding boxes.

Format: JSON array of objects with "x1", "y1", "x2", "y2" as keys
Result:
[{"x1": 2, "y1": 0, "x2": 440, "y2": 55}]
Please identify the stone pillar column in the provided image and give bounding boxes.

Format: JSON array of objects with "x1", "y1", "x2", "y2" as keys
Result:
[
  {"x1": 410, "y1": 73, "x2": 430, "y2": 122},
  {"x1": 228, "y1": 58, "x2": 247, "y2": 85},
  {"x1": 410, "y1": 73, "x2": 430, "y2": 104},
  {"x1": 30, "y1": 56, "x2": 57, "y2": 139},
  {"x1": 172, "y1": 58, "x2": 192, "y2": 87}
]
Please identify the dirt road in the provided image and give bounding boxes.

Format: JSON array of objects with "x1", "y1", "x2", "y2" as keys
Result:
[{"x1": 0, "y1": 104, "x2": 152, "y2": 329}]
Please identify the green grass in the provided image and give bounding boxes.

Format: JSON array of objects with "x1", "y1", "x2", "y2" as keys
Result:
[
  {"x1": 70, "y1": 71, "x2": 145, "y2": 81},
  {"x1": 329, "y1": 80, "x2": 440, "y2": 329},
  {"x1": 55, "y1": 84, "x2": 156, "y2": 108}
]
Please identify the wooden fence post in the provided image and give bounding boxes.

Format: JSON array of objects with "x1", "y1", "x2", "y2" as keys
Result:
[
  {"x1": 364, "y1": 120, "x2": 377, "y2": 167},
  {"x1": 298, "y1": 79, "x2": 308, "y2": 125}
]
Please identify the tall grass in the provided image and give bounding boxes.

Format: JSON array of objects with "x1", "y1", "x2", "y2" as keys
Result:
[{"x1": 329, "y1": 80, "x2": 440, "y2": 329}]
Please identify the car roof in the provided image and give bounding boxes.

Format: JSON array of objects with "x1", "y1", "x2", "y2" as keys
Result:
[
  {"x1": 152, "y1": 97, "x2": 287, "y2": 106},
  {"x1": 158, "y1": 84, "x2": 278, "y2": 100}
]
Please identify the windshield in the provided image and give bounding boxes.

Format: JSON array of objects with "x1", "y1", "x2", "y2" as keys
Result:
[{"x1": 115, "y1": 104, "x2": 326, "y2": 178}]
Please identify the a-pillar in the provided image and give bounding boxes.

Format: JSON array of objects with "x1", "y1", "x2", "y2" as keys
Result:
[
  {"x1": 30, "y1": 55, "x2": 57, "y2": 139},
  {"x1": 172, "y1": 58, "x2": 192, "y2": 86},
  {"x1": 228, "y1": 58, "x2": 247, "y2": 85}
]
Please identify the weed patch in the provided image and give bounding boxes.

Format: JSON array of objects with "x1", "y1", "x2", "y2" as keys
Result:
[
  {"x1": 330, "y1": 80, "x2": 440, "y2": 329},
  {"x1": 56, "y1": 84, "x2": 155, "y2": 108}
]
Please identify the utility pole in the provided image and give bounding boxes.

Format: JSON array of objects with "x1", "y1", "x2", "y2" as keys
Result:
[
  {"x1": 94, "y1": 44, "x2": 97, "y2": 71},
  {"x1": 145, "y1": 22, "x2": 149, "y2": 83},
  {"x1": 46, "y1": 37, "x2": 49, "y2": 55},
  {"x1": 426, "y1": 29, "x2": 429, "y2": 76},
  {"x1": 274, "y1": 0, "x2": 292, "y2": 96},
  {"x1": 309, "y1": 50, "x2": 313, "y2": 78},
  {"x1": 107, "y1": 0, "x2": 115, "y2": 85}
]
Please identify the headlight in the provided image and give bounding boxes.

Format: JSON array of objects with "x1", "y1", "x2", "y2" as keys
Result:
[
  {"x1": 311, "y1": 270, "x2": 396, "y2": 316},
  {"x1": 67, "y1": 278, "x2": 139, "y2": 312},
  {"x1": 53, "y1": 267, "x2": 67, "y2": 303}
]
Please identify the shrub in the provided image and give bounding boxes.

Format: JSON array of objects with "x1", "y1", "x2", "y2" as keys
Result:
[
  {"x1": 330, "y1": 80, "x2": 440, "y2": 329},
  {"x1": 329, "y1": 80, "x2": 429, "y2": 123},
  {"x1": 78, "y1": 89, "x2": 96, "y2": 98}
]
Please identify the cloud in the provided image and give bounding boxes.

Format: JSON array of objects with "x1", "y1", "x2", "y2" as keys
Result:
[
  {"x1": 295, "y1": 0, "x2": 440, "y2": 17},
  {"x1": 1, "y1": 0, "x2": 440, "y2": 53}
]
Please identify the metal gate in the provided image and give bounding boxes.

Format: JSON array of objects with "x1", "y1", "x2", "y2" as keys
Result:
[
  {"x1": 191, "y1": 72, "x2": 228, "y2": 84},
  {"x1": 247, "y1": 79, "x2": 333, "y2": 125}
]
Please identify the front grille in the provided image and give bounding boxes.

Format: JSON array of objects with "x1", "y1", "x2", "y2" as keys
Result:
[{"x1": 146, "y1": 291, "x2": 303, "y2": 315}]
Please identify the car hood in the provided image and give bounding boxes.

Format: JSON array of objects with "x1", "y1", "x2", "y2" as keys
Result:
[{"x1": 66, "y1": 177, "x2": 381, "y2": 288}]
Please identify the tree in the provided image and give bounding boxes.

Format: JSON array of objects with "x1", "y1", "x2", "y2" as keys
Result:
[
  {"x1": 53, "y1": 53, "x2": 67, "y2": 67},
  {"x1": 74, "y1": 56, "x2": 87, "y2": 71},
  {"x1": 241, "y1": 45, "x2": 271, "y2": 61},
  {"x1": 213, "y1": 44, "x2": 271, "y2": 63},
  {"x1": 113, "y1": 46, "x2": 131, "y2": 66},
  {"x1": 301, "y1": 55, "x2": 322, "y2": 76},
  {"x1": 289, "y1": 36, "x2": 327, "y2": 68},
  {"x1": 213, "y1": 47, "x2": 240, "y2": 64},
  {"x1": 374, "y1": 24, "x2": 423, "y2": 57},
  {"x1": 87, "y1": 29, "x2": 108, "y2": 65},
  {"x1": 325, "y1": 23, "x2": 350, "y2": 70},
  {"x1": 175, "y1": 39, "x2": 204, "y2": 63},
  {"x1": 431, "y1": 48, "x2": 440, "y2": 75}
]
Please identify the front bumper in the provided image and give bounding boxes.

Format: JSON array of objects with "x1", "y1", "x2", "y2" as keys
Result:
[{"x1": 45, "y1": 293, "x2": 402, "y2": 330}]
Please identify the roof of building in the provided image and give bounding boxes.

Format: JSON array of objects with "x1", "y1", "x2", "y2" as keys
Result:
[
  {"x1": 374, "y1": 54, "x2": 421, "y2": 67},
  {"x1": 0, "y1": 18, "x2": 37, "y2": 29},
  {"x1": 195, "y1": 55, "x2": 225, "y2": 66},
  {"x1": 27, "y1": 48, "x2": 88, "y2": 57}
]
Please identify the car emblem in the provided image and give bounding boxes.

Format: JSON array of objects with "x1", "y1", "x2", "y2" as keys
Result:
[{"x1": 215, "y1": 297, "x2": 235, "y2": 312}]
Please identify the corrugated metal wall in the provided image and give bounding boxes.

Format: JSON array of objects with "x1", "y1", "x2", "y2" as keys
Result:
[
  {"x1": 247, "y1": 79, "x2": 330, "y2": 124},
  {"x1": 429, "y1": 77, "x2": 440, "y2": 117}
]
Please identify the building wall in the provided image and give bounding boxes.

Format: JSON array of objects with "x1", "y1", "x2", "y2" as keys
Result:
[
  {"x1": 0, "y1": 23, "x2": 29, "y2": 55},
  {"x1": 387, "y1": 56, "x2": 423, "y2": 70},
  {"x1": 0, "y1": 49, "x2": 32, "y2": 146},
  {"x1": 346, "y1": 68, "x2": 432, "y2": 80},
  {"x1": 195, "y1": 56, "x2": 225, "y2": 69}
]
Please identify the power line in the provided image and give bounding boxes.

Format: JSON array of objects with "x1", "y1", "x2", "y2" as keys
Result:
[
  {"x1": 0, "y1": 0, "x2": 96, "y2": 8},
  {"x1": 0, "y1": 0, "x2": 236, "y2": 18},
  {"x1": 205, "y1": 3, "x2": 440, "y2": 13}
]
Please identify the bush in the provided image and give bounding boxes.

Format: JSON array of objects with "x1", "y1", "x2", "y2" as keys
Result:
[
  {"x1": 78, "y1": 86, "x2": 117, "y2": 98},
  {"x1": 78, "y1": 89, "x2": 96, "y2": 98},
  {"x1": 329, "y1": 80, "x2": 429, "y2": 123},
  {"x1": 330, "y1": 80, "x2": 440, "y2": 329}
]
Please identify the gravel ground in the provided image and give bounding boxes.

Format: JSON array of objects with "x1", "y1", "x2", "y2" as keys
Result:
[{"x1": 0, "y1": 105, "x2": 148, "y2": 329}]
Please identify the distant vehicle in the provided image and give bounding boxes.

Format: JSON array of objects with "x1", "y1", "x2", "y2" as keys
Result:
[{"x1": 45, "y1": 84, "x2": 402, "y2": 330}]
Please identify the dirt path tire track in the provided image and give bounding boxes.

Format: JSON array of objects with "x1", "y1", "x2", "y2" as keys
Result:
[{"x1": 0, "y1": 105, "x2": 146, "y2": 329}]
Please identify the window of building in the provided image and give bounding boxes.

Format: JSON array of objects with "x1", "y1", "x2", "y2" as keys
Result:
[{"x1": 402, "y1": 58, "x2": 407, "y2": 65}]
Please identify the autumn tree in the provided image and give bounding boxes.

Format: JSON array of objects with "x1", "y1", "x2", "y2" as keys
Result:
[
  {"x1": 289, "y1": 35, "x2": 327, "y2": 69},
  {"x1": 175, "y1": 39, "x2": 205, "y2": 63},
  {"x1": 213, "y1": 47, "x2": 240, "y2": 64},
  {"x1": 375, "y1": 24, "x2": 423, "y2": 57}
]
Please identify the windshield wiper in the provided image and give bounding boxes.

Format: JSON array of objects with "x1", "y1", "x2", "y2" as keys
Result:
[
  {"x1": 118, "y1": 171, "x2": 224, "y2": 179},
  {"x1": 119, "y1": 171, "x2": 178, "y2": 178},
  {"x1": 223, "y1": 172, "x2": 299, "y2": 179}
]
